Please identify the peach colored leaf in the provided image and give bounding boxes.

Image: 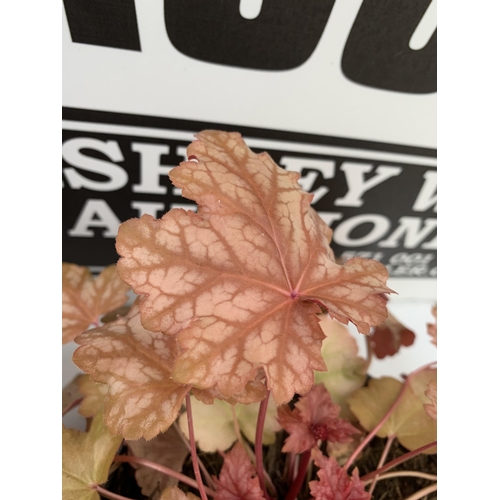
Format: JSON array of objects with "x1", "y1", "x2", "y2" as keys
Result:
[
  {"x1": 347, "y1": 371, "x2": 437, "y2": 453},
  {"x1": 116, "y1": 130, "x2": 391, "y2": 405},
  {"x1": 77, "y1": 375, "x2": 108, "y2": 418},
  {"x1": 160, "y1": 487, "x2": 200, "y2": 500},
  {"x1": 424, "y1": 379, "x2": 437, "y2": 421},
  {"x1": 277, "y1": 384, "x2": 360, "y2": 454},
  {"x1": 179, "y1": 397, "x2": 280, "y2": 453},
  {"x1": 62, "y1": 263, "x2": 130, "y2": 344},
  {"x1": 213, "y1": 442, "x2": 265, "y2": 500},
  {"x1": 126, "y1": 425, "x2": 189, "y2": 499},
  {"x1": 72, "y1": 302, "x2": 191, "y2": 440},
  {"x1": 368, "y1": 312, "x2": 415, "y2": 359},
  {"x1": 62, "y1": 411, "x2": 123, "y2": 500},
  {"x1": 309, "y1": 448, "x2": 370, "y2": 500},
  {"x1": 315, "y1": 317, "x2": 368, "y2": 419},
  {"x1": 427, "y1": 305, "x2": 437, "y2": 346}
]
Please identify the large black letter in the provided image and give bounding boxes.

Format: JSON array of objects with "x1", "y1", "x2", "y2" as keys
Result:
[
  {"x1": 164, "y1": 0, "x2": 335, "y2": 70},
  {"x1": 63, "y1": 0, "x2": 141, "y2": 51},
  {"x1": 341, "y1": 0, "x2": 436, "y2": 94}
]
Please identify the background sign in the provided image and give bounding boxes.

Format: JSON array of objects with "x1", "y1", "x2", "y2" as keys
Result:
[{"x1": 62, "y1": 0, "x2": 436, "y2": 292}]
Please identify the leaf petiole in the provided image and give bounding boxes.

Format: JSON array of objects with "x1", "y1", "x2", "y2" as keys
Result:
[
  {"x1": 402, "y1": 483, "x2": 437, "y2": 500},
  {"x1": 185, "y1": 393, "x2": 210, "y2": 500},
  {"x1": 93, "y1": 484, "x2": 136, "y2": 500},
  {"x1": 359, "y1": 441, "x2": 437, "y2": 482},
  {"x1": 284, "y1": 449, "x2": 311, "y2": 500},
  {"x1": 113, "y1": 455, "x2": 216, "y2": 497},
  {"x1": 363, "y1": 470, "x2": 437, "y2": 484},
  {"x1": 255, "y1": 389, "x2": 273, "y2": 500},
  {"x1": 368, "y1": 434, "x2": 395, "y2": 495},
  {"x1": 173, "y1": 420, "x2": 216, "y2": 490},
  {"x1": 62, "y1": 397, "x2": 83, "y2": 417}
]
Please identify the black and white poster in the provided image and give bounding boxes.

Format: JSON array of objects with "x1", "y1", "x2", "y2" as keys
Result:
[{"x1": 62, "y1": 0, "x2": 436, "y2": 297}]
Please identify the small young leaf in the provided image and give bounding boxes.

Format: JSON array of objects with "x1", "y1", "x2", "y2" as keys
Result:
[
  {"x1": 368, "y1": 312, "x2": 415, "y2": 359},
  {"x1": 73, "y1": 302, "x2": 190, "y2": 440},
  {"x1": 116, "y1": 131, "x2": 391, "y2": 405},
  {"x1": 213, "y1": 442, "x2": 266, "y2": 500},
  {"x1": 126, "y1": 425, "x2": 189, "y2": 499},
  {"x1": 277, "y1": 384, "x2": 360, "y2": 454},
  {"x1": 347, "y1": 370, "x2": 437, "y2": 453},
  {"x1": 315, "y1": 317, "x2": 367, "y2": 419},
  {"x1": 309, "y1": 448, "x2": 370, "y2": 500},
  {"x1": 62, "y1": 263, "x2": 130, "y2": 343},
  {"x1": 62, "y1": 411, "x2": 123, "y2": 500}
]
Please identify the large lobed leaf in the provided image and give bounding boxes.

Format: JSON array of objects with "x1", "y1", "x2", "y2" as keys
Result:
[
  {"x1": 116, "y1": 131, "x2": 391, "y2": 404},
  {"x1": 62, "y1": 263, "x2": 130, "y2": 344}
]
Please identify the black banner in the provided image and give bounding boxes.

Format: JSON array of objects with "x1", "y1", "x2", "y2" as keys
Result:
[{"x1": 62, "y1": 108, "x2": 436, "y2": 278}]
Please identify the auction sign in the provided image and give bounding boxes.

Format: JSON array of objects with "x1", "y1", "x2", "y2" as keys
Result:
[{"x1": 62, "y1": 0, "x2": 436, "y2": 296}]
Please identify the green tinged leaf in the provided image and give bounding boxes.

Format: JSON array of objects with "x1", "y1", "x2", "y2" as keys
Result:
[
  {"x1": 315, "y1": 317, "x2": 367, "y2": 419},
  {"x1": 178, "y1": 398, "x2": 280, "y2": 453},
  {"x1": 62, "y1": 411, "x2": 123, "y2": 500},
  {"x1": 347, "y1": 370, "x2": 437, "y2": 453}
]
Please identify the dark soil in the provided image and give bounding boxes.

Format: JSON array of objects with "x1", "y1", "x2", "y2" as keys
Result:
[
  {"x1": 352, "y1": 437, "x2": 437, "y2": 500},
  {"x1": 104, "y1": 434, "x2": 436, "y2": 500}
]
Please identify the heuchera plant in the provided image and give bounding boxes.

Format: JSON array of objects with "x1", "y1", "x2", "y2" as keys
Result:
[{"x1": 62, "y1": 131, "x2": 437, "y2": 500}]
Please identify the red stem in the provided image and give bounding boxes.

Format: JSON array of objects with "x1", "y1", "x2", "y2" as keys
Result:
[
  {"x1": 368, "y1": 435, "x2": 395, "y2": 495},
  {"x1": 114, "y1": 455, "x2": 216, "y2": 497},
  {"x1": 364, "y1": 335, "x2": 373, "y2": 372},
  {"x1": 62, "y1": 397, "x2": 83, "y2": 417},
  {"x1": 286, "y1": 452, "x2": 297, "y2": 484},
  {"x1": 360, "y1": 441, "x2": 437, "y2": 482},
  {"x1": 173, "y1": 421, "x2": 216, "y2": 490},
  {"x1": 284, "y1": 449, "x2": 311, "y2": 500},
  {"x1": 344, "y1": 361, "x2": 437, "y2": 470},
  {"x1": 185, "y1": 393, "x2": 209, "y2": 500},
  {"x1": 255, "y1": 389, "x2": 272, "y2": 500},
  {"x1": 93, "y1": 484, "x2": 136, "y2": 500}
]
